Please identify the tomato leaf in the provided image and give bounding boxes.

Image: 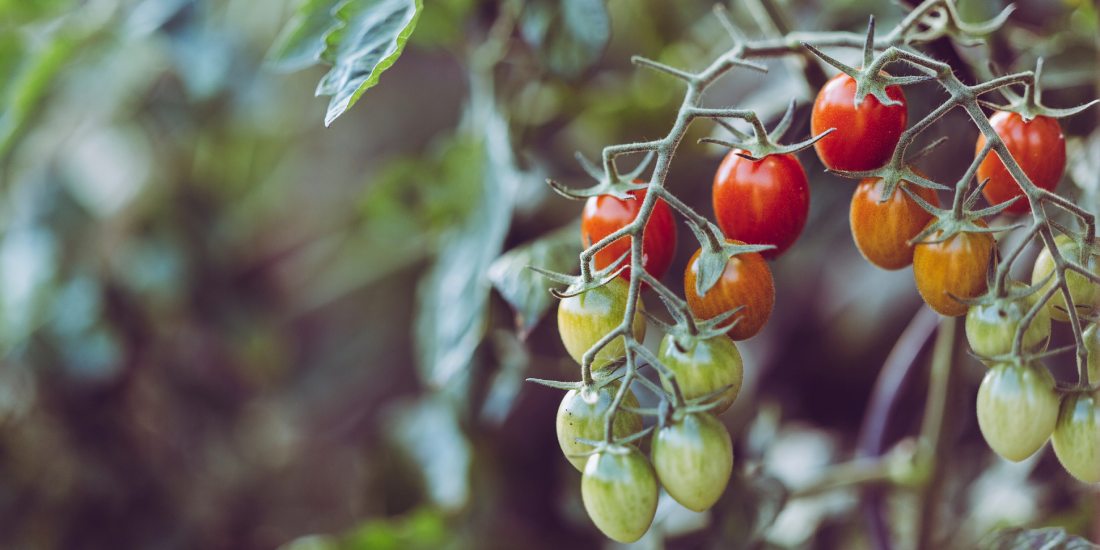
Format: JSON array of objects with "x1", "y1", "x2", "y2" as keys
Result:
[
  {"x1": 267, "y1": 0, "x2": 422, "y2": 126},
  {"x1": 980, "y1": 527, "x2": 1099, "y2": 550},
  {"x1": 519, "y1": 0, "x2": 610, "y2": 79},
  {"x1": 487, "y1": 222, "x2": 581, "y2": 338}
]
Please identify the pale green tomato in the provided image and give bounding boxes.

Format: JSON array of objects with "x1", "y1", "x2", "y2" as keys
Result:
[
  {"x1": 1083, "y1": 323, "x2": 1100, "y2": 385},
  {"x1": 977, "y1": 361, "x2": 1060, "y2": 462},
  {"x1": 657, "y1": 334, "x2": 743, "y2": 413},
  {"x1": 651, "y1": 412, "x2": 733, "y2": 512},
  {"x1": 1051, "y1": 391, "x2": 1099, "y2": 483},
  {"x1": 557, "y1": 278, "x2": 646, "y2": 370},
  {"x1": 964, "y1": 286, "x2": 1050, "y2": 359},
  {"x1": 1031, "y1": 235, "x2": 1100, "y2": 322},
  {"x1": 581, "y1": 445, "x2": 658, "y2": 543},
  {"x1": 556, "y1": 383, "x2": 642, "y2": 472}
]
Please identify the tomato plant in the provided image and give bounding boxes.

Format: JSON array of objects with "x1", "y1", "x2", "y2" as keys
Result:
[
  {"x1": 976, "y1": 360, "x2": 1060, "y2": 462},
  {"x1": 975, "y1": 112, "x2": 1065, "y2": 215},
  {"x1": 557, "y1": 278, "x2": 646, "y2": 370},
  {"x1": 1030, "y1": 234, "x2": 1100, "y2": 322},
  {"x1": 964, "y1": 283, "x2": 1051, "y2": 359},
  {"x1": 657, "y1": 334, "x2": 743, "y2": 413},
  {"x1": 1050, "y1": 391, "x2": 1100, "y2": 483},
  {"x1": 556, "y1": 383, "x2": 642, "y2": 472},
  {"x1": 581, "y1": 445, "x2": 659, "y2": 543},
  {"x1": 913, "y1": 224, "x2": 994, "y2": 317},
  {"x1": 582, "y1": 188, "x2": 677, "y2": 282},
  {"x1": 712, "y1": 149, "x2": 809, "y2": 259},
  {"x1": 849, "y1": 176, "x2": 939, "y2": 270},
  {"x1": 811, "y1": 72, "x2": 907, "y2": 172},
  {"x1": 650, "y1": 412, "x2": 733, "y2": 512},
  {"x1": 683, "y1": 243, "x2": 775, "y2": 340}
]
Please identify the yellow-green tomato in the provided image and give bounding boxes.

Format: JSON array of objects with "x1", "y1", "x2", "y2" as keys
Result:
[
  {"x1": 964, "y1": 288, "x2": 1051, "y2": 359},
  {"x1": 1051, "y1": 391, "x2": 1099, "y2": 483},
  {"x1": 557, "y1": 278, "x2": 646, "y2": 370},
  {"x1": 1084, "y1": 323, "x2": 1100, "y2": 384},
  {"x1": 650, "y1": 413, "x2": 733, "y2": 512},
  {"x1": 977, "y1": 361, "x2": 1060, "y2": 462},
  {"x1": 556, "y1": 383, "x2": 642, "y2": 472},
  {"x1": 581, "y1": 445, "x2": 658, "y2": 543},
  {"x1": 1031, "y1": 235, "x2": 1100, "y2": 322},
  {"x1": 657, "y1": 335, "x2": 744, "y2": 413}
]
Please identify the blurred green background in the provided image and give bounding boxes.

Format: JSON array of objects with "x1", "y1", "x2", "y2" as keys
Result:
[{"x1": 1, "y1": 0, "x2": 1098, "y2": 548}]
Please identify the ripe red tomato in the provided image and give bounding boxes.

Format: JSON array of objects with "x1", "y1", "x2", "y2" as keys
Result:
[
  {"x1": 582, "y1": 188, "x2": 677, "y2": 282},
  {"x1": 975, "y1": 112, "x2": 1065, "y2": 215},
  {"x1": 811, "y1": 72, "x2": 907, "y2": 172},
  {"x1": 684, "y1": 241, "x2": 775, "y2": 340},
  {"x1": 849, "y1": 176, "x2": 939, "y2": 270},
  {"x1": 912, "y1": 222, "x2": 995, "y2": 317},
  {"x1": 712, "y1": 150, "x2": 809, "y2": 259}
]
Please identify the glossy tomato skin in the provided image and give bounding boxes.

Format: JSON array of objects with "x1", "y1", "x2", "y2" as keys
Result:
[
  {"x1": 651, "y1": 413, "x2": 733, "y2": 512},
  {"x1": 684, "y1": 242, "x2": 775, "y2": 341},
  {"x1": 976, "y1": 112, "x2": 1065, "y2": 215},
  {"x1": 557, "y1": 278, "x2": 646, "y2": 370},
  {"x1": 850, "y1": 177, "x2": 939, "y2": 270},
  {"x1": 657, "y1": 334, "x2": 743, "y2": 414},
  {"x1": 964, "y1": 282, "x2": 1051, "y2": 359},
  {"x1": 1051, "y1": 391, "x2": 1100, "y2": 483},
  {"x1": 1030, "y1": 235, "x2": 1100, "y2": 322},
  {"x1": 1083, "y1": 323, "x2": 1100, "y2": 383},
  {"x1": 712, "y1": 150, "x2": 809, "y2": 259},
  {"x1": 811, "y1": 72, "x2": 908, "y2": 172},
  {"x1": 556, "y1": 383, "x2": 643, "y2": 472},
  {"x1": 913, "y1": 223, "x2": 994, "y2": 317},
  {"x1": 976, "y1": 361, "x2": 1060, "y2": 462},
  {"x1": 582, "y1": 188, "x2": 677, "y2": 282},
  {"x1": 581, "y1": 446, "x2": 658, "y2": 543}
]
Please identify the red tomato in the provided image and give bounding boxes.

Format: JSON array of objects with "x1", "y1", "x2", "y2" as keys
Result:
[
  {"x1": 684, "y1": 241, "x2": 775, "y2": 340},
  {"x1": 582, "y1": 188, "x2": 677, "y2": 282},
  {"x1": 811, "y1": 73, "x2": 908, "y2": 172},
  {"x1": 849, "y1": 175, "x2": 940, "y2": 270},
  {"x1": 712, "y1": 150, "x2": 809, "y2": 259},
  {"x1": 975, "y1": 112, "x2": 1065, "y2": 215}
]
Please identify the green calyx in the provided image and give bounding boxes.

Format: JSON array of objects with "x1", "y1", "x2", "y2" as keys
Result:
[
  {"x1": 979, "y1": 58, "x2": 1100, "y2": 123},
  {"x1": 696, "y1": 100, "x2": 833, "y2": 161}
]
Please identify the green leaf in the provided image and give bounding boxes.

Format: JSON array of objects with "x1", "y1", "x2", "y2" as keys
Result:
[
  {"x1": 266, "y1": 0, "x2": 422, "y2": 126},
  {"x1": 487, "y1": 222, "x2": 581, "y2": 338},
  {"x1": 265, "y1": 0, "x2": 342, "y2": 72},
  {"x1": 980, "y1": 527, "x2": 1099, "y2": 550},
  {"x1": 317, "y1": 0, "x2": 422, "y2": 126},
  {"x1": 414, "y1": 91, "x2": 520, "y2": 388},
  {"x1": 520, "y1": 0, "x2": 610, "y2": 79}
]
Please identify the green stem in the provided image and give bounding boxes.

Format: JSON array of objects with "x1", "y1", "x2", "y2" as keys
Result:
[{"x1": 915, "y1": 315, "x2": 957, "y2": 550}]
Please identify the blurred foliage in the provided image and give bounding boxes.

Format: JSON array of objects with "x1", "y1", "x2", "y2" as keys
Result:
[{"x1": 0, "y1": 0, "x2": 1097, "y2": 548}]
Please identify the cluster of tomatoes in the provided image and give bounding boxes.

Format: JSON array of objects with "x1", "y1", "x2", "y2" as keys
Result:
[{"x1": 550, "y1": 69, "x2": 1098, "y2": 541}]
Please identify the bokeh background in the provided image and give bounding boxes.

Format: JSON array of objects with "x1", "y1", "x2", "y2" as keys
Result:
[{"x1": 1, "y1": 0, "x2": 1098, "y2": 548}]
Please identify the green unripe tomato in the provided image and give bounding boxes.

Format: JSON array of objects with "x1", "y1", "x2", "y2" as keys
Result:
[
  {"x1": 556, "y1": 383, "x2": 642, "y2": 472},
  {"x1": 964, "y1": 286, "x2": 1051, "y2": 359},
  {"x1": 1030, "y1": 235, "x2": 1100, "y2": 322},
  {"x1": 557, "y1": 278, "x2": 646, "y2": 370},
  {"x1": 657, "y1": 334, "x2": 744, "y2": 413},
  {"x1": 581, "y1": 445, "x2": 658, "y2": 543},
  {"x1": 1051, "y1": 391, "x2": 1099, "y2": 483},
  {"x1": 1083, "y1": 323, "x2": 1100, "y2": 384},
  {"x1": 977, "y1": 361, "x2": 1060, "y2": 462},
  {"x1": 651, "y1": 412, "x2": 733, "y2": 512}
]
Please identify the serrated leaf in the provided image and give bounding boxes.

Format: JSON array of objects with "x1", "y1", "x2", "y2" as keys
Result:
[
  {"x1": 317, "y1": 0, "x2": 422, "y2": 126},
  {"x1": 520, "y1": 0, "x2": 610, "y2": 79},
  {"x1": 980, "y1": 527, "x2": 1099, "y2": 550},
  {"x1": 265, "y1": 0, "x2": 342, "y2": 72},
  {"x1": 266, "y1": 0, "x2": 422, "y2": 126},
  {"x1": 487, "y1": 223, "x2": 582, "y2": 338}
]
